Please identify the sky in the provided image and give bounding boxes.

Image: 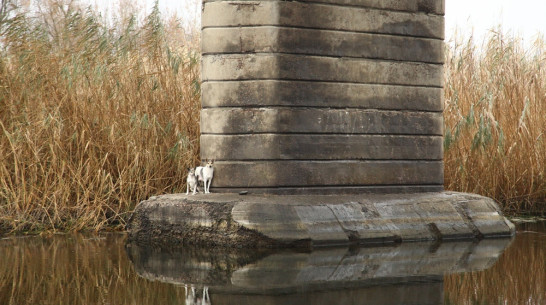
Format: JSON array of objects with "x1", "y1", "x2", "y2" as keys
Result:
[
  {"x1": 445, "y1": 0, "x2": 546, "y2": 43},
  {"x1": 88, "y1": 0, "x2": 546, "y2": 42}
]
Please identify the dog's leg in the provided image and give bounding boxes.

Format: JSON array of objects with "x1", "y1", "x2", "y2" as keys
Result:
[{"x1": 186, "y1": 184, "x2": 189, "y2": 195}]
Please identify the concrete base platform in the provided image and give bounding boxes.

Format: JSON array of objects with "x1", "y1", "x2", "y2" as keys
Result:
[{"x1": 127, "y1": 192, "x2": 515, "y2": 248}]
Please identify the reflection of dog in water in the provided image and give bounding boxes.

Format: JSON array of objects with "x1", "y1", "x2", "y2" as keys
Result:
[{"x1": 184, "y1": 285, "x2": 210, "y2": 305}]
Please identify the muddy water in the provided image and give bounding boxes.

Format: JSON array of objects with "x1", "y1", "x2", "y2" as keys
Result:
[
  {"x1": 444, "y1": 221, "x2": 546, "y2": 305},
  {"x1": 0, "y1": 222, "x2": 544, "y2": 305}
]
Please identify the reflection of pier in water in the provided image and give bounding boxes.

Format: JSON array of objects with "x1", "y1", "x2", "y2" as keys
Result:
[{"x1": 126, "y1": 238, "x2": 512, "y2": 305}]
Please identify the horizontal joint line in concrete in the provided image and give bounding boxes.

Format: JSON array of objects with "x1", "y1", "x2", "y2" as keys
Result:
[
  {"x1": 200, "y1": 105, "x2": 444, "y2": 113},
  {"x1": 295, "y1": 0, "x2": 444, "y2": 16},
  {"x1": 202, "y1": 52, "x2": 444, "y2": 66},
  {"x1": 202, "y1": 133, "x2": 444, "y2": 137},
  {"x1": 201, "y1": 106, "x2": 444, "y2": 115},
  {"x1": 201, "y1": 51, "x2": 444, "y2": 65},
  {"x1": 202, "y1": 79, "x2": 445, "y2": 88},
  {"x1": 295, "y1": 0, "x2": 443, "y2": 16},
  {"x1": 212, "y1": 184, "x2": 445, "y2": 188},
  {"x1": 203, "y1": 158, "x2": 444, "y2": 162},
  {"x1": 201, "y1": 80, "x2": 445, "y2": 93},
  {"x1": 213, "y1": 160, "x2": 442, "y2": 164},
  {"x1": 202, "y1": 25, "x2": 444, "y2": 42},
  {"x1": 201, "y1": 78, "x2": 444, "y2": 89},
  {"x1": 202, "y1": 0, "x2": 445, "y2": 17},
  {"x1": 201, "y1": 24, "x2": 444, "y2": 41},
  {"x1": 202, "y1": 132, "x2": 444, "y2": 136}
]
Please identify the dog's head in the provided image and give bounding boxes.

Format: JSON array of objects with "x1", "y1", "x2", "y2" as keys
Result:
[
  {"x1": 188, "y1": 167, "x2": 195, "y2": 175},
  {"x1": 205, "y1": 159, "x2": 214, "y2": 168}
]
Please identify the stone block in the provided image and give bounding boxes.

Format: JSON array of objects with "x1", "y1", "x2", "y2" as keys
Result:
[
  {"x1": 373, "y1": 201, "x2": 435, "y2": 241},
  {"x1": 294, "y1": 206, "x2": 349, "y2": 243},
  {"x1": 202, "y1": 81, "x2": 444, "y2": 111},
  {"x1": 201, "y1": 108, "x2": 444, "y2": 135},
  {"x1": 202, "y1": 54, "x2": 443, "y2": 87},
  {"x1": 201, "y1": 134, "x2": 443, "y2": 160},
  {"x1": 461, "y1": 198, "x2": 514, "y2": 237},
  {"x1": 203, "y1": 0, "x2": 445, "y2": 15},
  {"x1": 327, "y1": 202, "x2": 399, "y2": 241},
  {"x1": 291, "y1": 0, "x2": 445, "y2": 15},
  {"x1": 232, "y1": 203, "x2": 310, "y2": 240},
  {"x1": 202, "y1": 27, "x2": 444, "y2": 63},
  {"x1": 211, "y1": 186, "x2": 445, "y2": 195},
  {"x1": 202, "y1": 1, "x2": 445, "y2": 39},
  {"x1": 209, "y1": 160, "x2": 444, "y2": 187}
]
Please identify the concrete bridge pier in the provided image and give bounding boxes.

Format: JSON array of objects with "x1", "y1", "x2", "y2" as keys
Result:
[
  {"x1": 127, "y1": 0, "x2": 515, "y2": 247},
  {"x1": 200, "y1": 0, "x2": 445, "y2": 194}
]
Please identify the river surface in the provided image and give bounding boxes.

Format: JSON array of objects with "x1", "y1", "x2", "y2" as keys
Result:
[{"x1": 0, "y1": 221, "x2": 544, "y2": 305}]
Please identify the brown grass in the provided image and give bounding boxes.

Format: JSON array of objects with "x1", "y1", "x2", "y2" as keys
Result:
[
  {"x1": 0, "y1": 3, "x2": 201, "y2": 233},
  {"x1": 444, "y1": 30, "x2": 546, "y2": 215}
]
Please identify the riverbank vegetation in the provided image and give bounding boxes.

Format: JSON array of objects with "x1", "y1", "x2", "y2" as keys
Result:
[
  {"x1": 0, "y1": 2, "x2": 544, "y2": 234},
  {"x1": 444, "y1": 31, "x2": 545, "y2": 215},
  {"x1": 0, "y1": 1, "x2": 200, "y2": 233}
]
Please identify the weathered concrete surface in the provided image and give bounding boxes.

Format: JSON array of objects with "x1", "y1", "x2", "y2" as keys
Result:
[
  {"x1": 201, "y1": 81, "x2": 443, "y2": 110},
  {"x1": 201, "y1": 134, "x2": 443, "y2": 160},
  {"x1": 202, "y1": 27, "x2": 444, "y2": 63},
  {"x1": 210, "y1": 186, "x2": 446, "y2": 195},
  {"x1": 202, "y1": 54, "x2": 443, "y2": 86},
  {"x1": 127, "y1": 192, "x2": 515, "y2": 248},
  {"x1": 203, "y1": 0, "x2": 446, "y2": 16},
  {"x1": 202, "y1": 1, "x2": 445, "y2": 39},
  {"x1": 201, "y1": 0, "x2": 445, "y2": 192},
  {"x1": 201, "y1": 108, "x2": 443, "y2": 135},
  {"x1": 207, "y1": 161, "x2": 444, "y2": 188}
]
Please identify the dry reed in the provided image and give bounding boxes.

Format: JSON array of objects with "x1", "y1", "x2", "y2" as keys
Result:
[
  {"x1": 444, "y1": 30, "x2": 546, "y2": 215},
  {"x1": 0, "y1": 3, "x2": 201, "y2": 233}
]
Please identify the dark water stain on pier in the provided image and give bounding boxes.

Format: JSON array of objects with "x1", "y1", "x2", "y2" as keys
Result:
[{"x1": 0, "y1": 222, "x2": 544, "y2": 305}]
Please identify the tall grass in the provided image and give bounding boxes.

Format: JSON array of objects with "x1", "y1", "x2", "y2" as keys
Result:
[
  {"x1": 0, "y1": 3, "x2": 201, "y2": 233},
  {"x1": 444, "y1": 31, "x2": 546, "y2": 215}
]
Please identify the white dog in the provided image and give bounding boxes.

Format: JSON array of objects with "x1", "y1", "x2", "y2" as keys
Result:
[
  {"x1": 195, "y1": 166, "x2": 205, "y2": 188},
  {"x1": 186, "y1": 168, "x2": 198, "y2": 195},
  {"x1": 202, "y1": 160, "x2": 214, "y2": 194}
]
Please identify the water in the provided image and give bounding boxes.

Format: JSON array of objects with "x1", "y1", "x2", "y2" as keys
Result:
[{"x1": 0, "y1": 222, "x2": 544, "y2": 305}]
